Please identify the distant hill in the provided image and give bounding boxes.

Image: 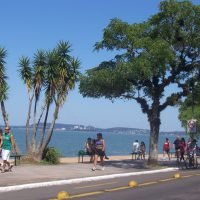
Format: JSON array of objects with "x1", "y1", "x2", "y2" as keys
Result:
[{"x1": 5, "y1": 123, "x2": 185, "y2": 134}]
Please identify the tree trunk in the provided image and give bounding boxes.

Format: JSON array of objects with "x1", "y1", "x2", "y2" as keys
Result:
[
  {"x1": 38, "y1": 102, "x2": 50, "y2": 149},
  {"x1": 26, "y1": 93, "x2": 34, "y2": 154},
  {"x1": 31, "y1": 99, "x2": 38, "y2": 152},
  {"x1": 1, "y1": 101, "x2": 9, "y2": 126},
  {"x1": 148, "y1": 99, "x2": 161, "y2": 165},
  {"x1": 27, "y1": 104, "x2": 59, "y2": 162},
  {"x1": 41, "y1": 104, "x2": 59, "y2": 153}
]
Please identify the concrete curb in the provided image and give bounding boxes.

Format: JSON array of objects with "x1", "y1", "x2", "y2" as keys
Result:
[{"x1": 0, "y1": 167, "x2": 178, "y2": 193}]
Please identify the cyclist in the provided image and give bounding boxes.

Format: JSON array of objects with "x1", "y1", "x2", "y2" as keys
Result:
[
  {"x1": 188, "y1": 139, "x2": 198, "y2": 166},
  {"x1": 187, "y1": 138, "x2": 198, "y2": 167}
]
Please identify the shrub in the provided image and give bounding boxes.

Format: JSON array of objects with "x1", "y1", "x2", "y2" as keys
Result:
[{"x1": 42, "y1": 147, "x2": 60, "y2": 164}]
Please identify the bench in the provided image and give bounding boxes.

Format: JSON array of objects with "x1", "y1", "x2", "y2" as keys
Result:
[
  {"x1": 10, "y1": 154, "x2": 21, "y2": 166},
  {"x1": 78, "y1": 150, "x2": 91, "y2": 163},
  {"x1": 131, "y1": 152, "x2": 140, "y2": 160}
]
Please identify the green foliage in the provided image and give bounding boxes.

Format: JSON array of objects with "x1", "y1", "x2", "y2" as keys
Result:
[
  {"x1": 18, "y1": 41, "x2": 81, "y2": 160},
  {"x1": 42, "y1": 147, "x2": 60, "y2": 164},
  {"x1": 80, "y1": 0, "x2": 200, "y2": 110},
  {"x1": 179, "y1": 82, "x2": 200, "y2": 136},
  {"x1": 0, "y1": 47, "x2": 9, "y2": 101}
]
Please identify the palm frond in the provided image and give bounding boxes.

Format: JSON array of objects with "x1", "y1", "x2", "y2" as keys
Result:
[{"x1": 18, "y1": 56, "x2": 33, "y2": 90}]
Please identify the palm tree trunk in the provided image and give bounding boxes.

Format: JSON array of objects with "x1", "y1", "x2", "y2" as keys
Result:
[
  {"x1": 1, "y1": 101, "x2": 9, "y2": 126},
  {"x1": 31, "y1": 99, "x2": 37, "y2": 152},
  {"x1": 26, "y1": 93, "x2": 34, "y2": 153},
  {"x1": 37, "y1": 102, "x2": 50, "y2": 149},
  {"x1": 40, "y1": 104, "x2": 59, "y2": 155}
]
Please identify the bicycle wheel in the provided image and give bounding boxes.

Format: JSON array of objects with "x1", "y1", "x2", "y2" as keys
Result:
[
  {"x1": 184, "y1": 157, "x2": 191, "y2": 169},
  {"x1": 194, "y1": 157, "x2": 198, "y2": 168}
]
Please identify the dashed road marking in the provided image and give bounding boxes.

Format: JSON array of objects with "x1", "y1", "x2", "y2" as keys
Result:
[
  {"x1": 75, "y1": 181, "x2": 118, "y2": 189},
  {"x1": 48, "y1": 172, "x2": 200, "y2": 199},
  {"x1": 138, "y1": 181, "x2": 158, "y2": 186}
]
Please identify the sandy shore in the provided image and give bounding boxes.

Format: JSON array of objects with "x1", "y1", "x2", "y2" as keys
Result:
[{"x1": 59, "y1": 155, "x2": 132, "y2": 163}]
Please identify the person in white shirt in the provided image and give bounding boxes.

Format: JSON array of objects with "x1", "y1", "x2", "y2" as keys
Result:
[{"x1": 133, "y1": 140, "x2": 140, "y2": 159}]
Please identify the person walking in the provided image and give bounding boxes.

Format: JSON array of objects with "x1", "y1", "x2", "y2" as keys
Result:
[
  {"x1": 180, "y1": 137, "x2": 186, "y2": 162},
  {"x1": 0, "y1": 126, "x2": 15, "y2": 173},
  {"x1": 163, "y1": 138, "x2": 170, "y2": 160},
  {"x1": 173, "y1": 136, "x2": 181, "y2": 161},
  {"x1": 92, "y1": 133, "x2": 105, "y2": 171}
]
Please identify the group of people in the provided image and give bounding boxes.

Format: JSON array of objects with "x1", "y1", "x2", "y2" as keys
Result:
[
  {"x1": 132, "y1": 140, "x2": 146, "y2": 160},
  {"x1": 85, "y1": 133, "x2": 108, "y2": 171},
  {"x1": 0, "y1": 126, "x2": 15, "y2": 173},
  {"x1": 163, "y1": 136, "x2": 198, "y2": 161}
]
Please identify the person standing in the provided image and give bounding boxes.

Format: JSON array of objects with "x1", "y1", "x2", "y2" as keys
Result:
[
  {"x1": 140, "y1": 141, "x2": 146, "y2": 160},
  {"x1": 0, "y1": 126, "x2": 15, "y2": 173},
  {"x1": 163, "y1": 138, "x2": 170, "y2": 160},
  {"x1": 180, "y1": 137, "x2": 186, "y2": 162},
  {"x1": 92, "y1": 133, "x2": 105, "y2": 171},
  {"x1": 173, "y1": 136, "x2": 181, "y2": 161}
]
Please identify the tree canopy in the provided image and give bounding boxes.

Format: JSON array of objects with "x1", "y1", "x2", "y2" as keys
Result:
[{"x1": 79, "y1": 0, "x2": 200, "y2": 163}]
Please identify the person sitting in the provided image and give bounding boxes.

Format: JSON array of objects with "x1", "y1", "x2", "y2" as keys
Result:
[
  {"x1": 85, "y1": 138, "x2": 95, "y2": 163},
  {"x1": 132, "y1": 140, "x2": 140, "y2": 159}
]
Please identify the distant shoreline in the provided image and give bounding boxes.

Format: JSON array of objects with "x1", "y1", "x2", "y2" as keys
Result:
[{"x1": 1, "y1": 124, "x2": 185, "y2": 134}]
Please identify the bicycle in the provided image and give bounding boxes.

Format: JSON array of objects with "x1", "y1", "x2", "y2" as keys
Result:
[{"x1": 184, "y1": 151, "x2": 199, "y2": 169}]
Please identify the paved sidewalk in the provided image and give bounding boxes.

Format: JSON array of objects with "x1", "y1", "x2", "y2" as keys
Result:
[{"x1": 0, "y1": 158, "x2": 178, "y2": 188}]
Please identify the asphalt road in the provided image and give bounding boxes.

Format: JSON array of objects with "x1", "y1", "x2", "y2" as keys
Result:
[{"x1": 0, "y1": 169, "x2": 200, "y2": 200}]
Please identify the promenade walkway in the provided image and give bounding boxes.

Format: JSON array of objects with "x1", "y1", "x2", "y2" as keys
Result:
[{"x1": 0, "y1": 156, "x2": 178, "y2": 192}]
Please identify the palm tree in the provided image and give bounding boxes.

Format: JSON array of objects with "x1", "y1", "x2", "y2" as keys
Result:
[
  {"x1": 18, "y1": 41, "x2": 80, "y2": 161},
  {"x1": 0, "y1": 47, "x2": 9, "y2": 127},
  {"x1": 18, "y1": 56, "x2": 33, "y2": 154}
]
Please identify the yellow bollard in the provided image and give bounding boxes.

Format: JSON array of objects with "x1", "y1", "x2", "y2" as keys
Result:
[
  {"x1": 128, "y1": 180, "x2": 138, "y2": 187},
  {"x1": 173, "y1": 173, "x2": 181, "y2": 179},
  {"x1": 57, "y1": 191, "x2": 70, "y2": 200}
]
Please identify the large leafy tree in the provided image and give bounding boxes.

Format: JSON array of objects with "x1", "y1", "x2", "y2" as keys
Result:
[
  {"x1": 79, "y1": 0, "x2": 200, "y2": 164},
  {"x1": 18, "y1": 41, "x2": 80, "y2": 161}
]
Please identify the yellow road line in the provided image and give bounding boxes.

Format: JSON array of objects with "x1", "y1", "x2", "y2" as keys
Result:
[
  {"x1": 105, "y1": 186, "x2": 130, "y2": 192},
  {"x1": 71, "y1": 191, "x2": 104, "y2": 198},
  {"x1": 159, "y1": 178, "x2": 175, "y2": 182},
  {"x1": 138, "y1": 181, "x2": 158, "y2": 186},
  {"x1": 75, "y1": 181, "x2": 118, "y2": 189},
  {"x1": 183, "y1": 175, "x2": 193, "y2": 177},
  {"x1": 50, "y1": 172, "x2": 200, "y2": 199}
]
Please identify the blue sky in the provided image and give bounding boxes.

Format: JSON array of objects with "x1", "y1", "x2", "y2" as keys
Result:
[{"x1": 0, "y1": 0, "x2": 199, "y2": 131}]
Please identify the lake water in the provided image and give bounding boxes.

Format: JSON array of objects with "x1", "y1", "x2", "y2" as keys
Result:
[{"x1": 12, "y1": 128, "x2": 191, "y2": 157}]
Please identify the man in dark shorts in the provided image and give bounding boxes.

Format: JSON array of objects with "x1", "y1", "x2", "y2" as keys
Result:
[{"x1": 163, "y1": 138, "x2": 170, "y2": 160}]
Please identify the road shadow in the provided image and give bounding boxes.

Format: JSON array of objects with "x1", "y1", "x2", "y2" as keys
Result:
[{"x1": 101, "y1": 159, "x2": 178, "y2": 170}]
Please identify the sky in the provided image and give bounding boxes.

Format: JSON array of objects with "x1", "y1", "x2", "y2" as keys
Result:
[{"x1": 0, "y1": 0, "x2": 199, "y2": 131}]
